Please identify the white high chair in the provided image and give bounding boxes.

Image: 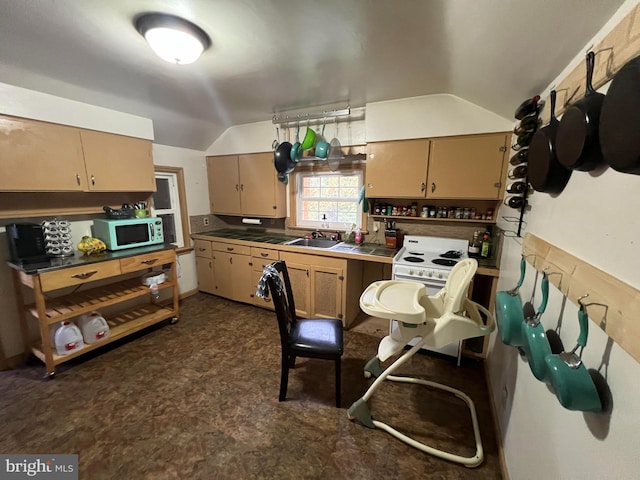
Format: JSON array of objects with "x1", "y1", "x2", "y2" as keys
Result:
[{"x1": 347, "y1": 258, "x2": 495, "y2": 468}]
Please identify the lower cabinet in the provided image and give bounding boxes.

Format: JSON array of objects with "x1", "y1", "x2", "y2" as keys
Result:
[
  {"x1": 280, "y1": 251, "x2": 363, "y2": 326},
  {"x1": 249, "y1": 247, "x2": 280, "y2": 310},
  {"x1": 211, "y1": 242, "x2": 252, "y2": 303},
  {"x1": 193, "y1": 238, "x2": 364, "y2": 327}
]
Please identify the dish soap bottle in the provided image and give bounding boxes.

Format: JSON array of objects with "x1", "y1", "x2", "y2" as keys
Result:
[
  {"x1": 355, "y1": 227, "x2": 363, "y2": 245},
  {"x1": 321, "y1": 214, "x2": 329, "y2": 229},
  {"x1": 480, "y1": 231, "x2": 492, "y2": 258}
]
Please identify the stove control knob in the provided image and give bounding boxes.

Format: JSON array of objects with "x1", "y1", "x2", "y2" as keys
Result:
[
  {"x1": 426, "y1": 271, "x2": 432, "y2": 277},
  {"x1": 409, "y1": 269, "x2": 415, "y2": 276},
  {"x1": 418, "y1": 270, "x2": 423, "y2": 276},
  {"x1": 437, "y1": 272, "x2": 443, "y2": 279}
]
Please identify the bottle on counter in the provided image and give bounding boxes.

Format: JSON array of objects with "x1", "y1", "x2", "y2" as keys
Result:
[
  {"x1": 468, "y1": 231, "x2": 482, "y2": 258},
  {"x1": 355, "y1": 228, "x2": 363, "y2": 245},
  {"x1": 480, "y1": 231, "x2": 492, "y2": 258}
]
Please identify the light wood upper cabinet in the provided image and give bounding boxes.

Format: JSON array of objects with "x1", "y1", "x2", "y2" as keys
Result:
[
  {"x1": 0, "y1": 115, "x2": 87, "y2": 191},
  {"x1": 207, "y1": 153, "x2": 286, "y2": 217},
  {"x1": 365, "y1": 139, "x2": 430, "y2": 198},
  {"x1": 80, "y1": 130, "x2": 155, "y2": 192},
  {"x1": 0, "y1": 114, "x2": 155, "y2": 192},
  {"x1": 427, "y1": 133, "x2": 508, "y2": 199}
]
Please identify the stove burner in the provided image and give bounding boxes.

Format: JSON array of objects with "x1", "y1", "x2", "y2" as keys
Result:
[
  {"x1": 404, "y1": 256, "x2": 425, "y2": 263},
  {"x1": 407, "y1": 251, "x2": 425, "y2": 256},
  {"x1": 440, "y1": 250, "x2": 463, "y2": 259},
  {"x1": 432, "y1": 258, "x2": 458, "y2": 267}
]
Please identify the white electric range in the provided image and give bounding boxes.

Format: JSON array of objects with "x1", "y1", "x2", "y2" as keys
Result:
[{"x1": 391, "y1": 235, "x2": 470, "y2": 363}]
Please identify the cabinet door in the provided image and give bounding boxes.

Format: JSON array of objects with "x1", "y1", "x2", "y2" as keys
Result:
[
  {"x1": 80, "y1": 130, "x2": 155, "y2": 192},
  {"x1": 0, "y1": 115, "x2": 87, "y2": 191},
  {"x1": 284, "y1": 262, "x2": 311, "y2": 318},
  {"x1": 230, "y1": 253, "x2": 253, "y2": 303},
  {"x1": 427, "y1": 133, "x2": 508, "y2": 199},
  {"x1": 212, "y1": 251, "x2": 233, "y2": 298},
  {"x1": 238, "y1": 153, "x2": 285, "y2": 217},
  {"x1": 207, "y1": 155, "x2": 242, "y2": 215},
  {"x1": 310, "y1": 265, "x2": 344, "y2": 320},
  {"x1": 195, "y1": 256, "x2": 215, "y2": 294},
  {"x1": 365, "y1": 140, "x2": 430, "y2": 197}
]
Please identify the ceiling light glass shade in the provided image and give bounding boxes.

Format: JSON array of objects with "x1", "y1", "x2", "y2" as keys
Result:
[{"x1": 135, "y1": 13, "x2": 211, "y2": 65}]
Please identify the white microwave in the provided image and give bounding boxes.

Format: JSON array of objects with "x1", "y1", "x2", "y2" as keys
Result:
[{"x1": 93, "y1": 218, "x2": 164, "y2": 251}]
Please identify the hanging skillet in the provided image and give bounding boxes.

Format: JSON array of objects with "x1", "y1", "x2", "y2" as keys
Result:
[
  {"x1": 528, "y1": 90, "x2": 572, "y2": 193},
  {"x1": 555, "y1": 51, "x2": 605, "y2": 171},
  {"x1": 274, "y1": 126, "x2": 295, "y2": 174},
  {"x1": 599, "y1": 54, "x2": 640, "y2": 174}
]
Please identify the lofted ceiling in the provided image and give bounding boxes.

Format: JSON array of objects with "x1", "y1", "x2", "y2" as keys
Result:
[{"x1": 0, "y1": 0, "x2": 626, "y2": 151}]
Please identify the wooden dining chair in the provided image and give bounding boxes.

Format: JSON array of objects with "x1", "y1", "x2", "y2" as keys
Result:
[{"x1": 262, "y1": 260, "x2": 344, "y2": 407}]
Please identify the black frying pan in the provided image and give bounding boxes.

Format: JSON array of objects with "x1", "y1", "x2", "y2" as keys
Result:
[
  {"x1": 528, "y1": 90, "x2": 572, "y2": 193},
  {"x1": 274, "y1": 141, "x2": 295, "y2": 174},
  {"x1": 555, "y1": 51, "x2": 605, "y2": 171},
  {"x1": 599, "y1": 55, "x2": 640, "y2": 174}
]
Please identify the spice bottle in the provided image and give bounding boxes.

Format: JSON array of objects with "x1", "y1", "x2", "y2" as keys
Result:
[{"x1": 468, "y1": 231, "x2": 481, "y2": 258}]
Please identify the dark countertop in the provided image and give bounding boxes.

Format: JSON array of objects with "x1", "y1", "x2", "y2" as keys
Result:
[
  {"x1": 193, "y1": 228, "x2": 499, "y2": 273},
  {"x1": 7, "y1": 244, "x2": 175, "y2": 275}
]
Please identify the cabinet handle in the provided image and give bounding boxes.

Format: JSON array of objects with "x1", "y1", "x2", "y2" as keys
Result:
[
  {"x1": 141, "y1": 259, "x2": 158, "y2": 265},
  {"x1": 230, "y1": 257, "x2": 233, "y2": 264},
  {"x1": 499, "y1": 146, "x2": 507, "y2": 152},
  {"x1": 71, "y1": 270, "x2": 98, "y2": 280},
  {"x1": 198, "y1": 247, "x2": 206, "y2": 251},
  {"x1": 235, "y1": 184, "x2": 239, "y2": 191},
  {"x1": 306, "y1": 270, "x2": 309, "y2": 277},
  {"x1": 260, "y1": 253, "x2": 269, "y2": 257},
  {"x1": 76, "y1": 173, "x2": 81, "y2": 185},
  {"x1": 91, "y1": 175, "x2": 95, "y2": 186},
  {"x1": 226, "y1": 247, "x2": 234, "y2": 251},
  {"x1": 431, "y1": 182, "x2": 436, "y2": 193},
  {"x1": 494, "y1": 182, "x2": 502, "y2": 188},
  {"x1": 240, "y1": 184, "x2": 244, "y2": 191},
  {"x1": 421, "y1": 182, "x2": 426, "y2": 192}
]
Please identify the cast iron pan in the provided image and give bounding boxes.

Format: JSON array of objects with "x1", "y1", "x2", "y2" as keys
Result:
[
  {"x1": 514, "y1": 95, "x2": 541, "y2": 120},
  {"x1": 599, "y1": 55, "x2": 640, "y2": 174},
  {"x1": 528, "y1": 90, "x2": 572, "y2": 193},
  {"x1": 556, "y1": 51, "x2": 605, "y2": 171},
  {"x1": 274, "y1": 141, "x2": 295, "y2": 174}
]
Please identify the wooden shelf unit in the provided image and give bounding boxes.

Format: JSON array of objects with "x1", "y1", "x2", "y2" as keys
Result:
[{"x1": 10, "y1": 247, "x2": 180, "y2": 377}]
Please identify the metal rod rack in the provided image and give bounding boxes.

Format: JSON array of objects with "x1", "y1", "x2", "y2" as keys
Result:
[{"x1": 272, "y1": 106, "x2": 352, "y2": 126}]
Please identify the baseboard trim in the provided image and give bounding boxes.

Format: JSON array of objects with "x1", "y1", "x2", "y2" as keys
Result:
[
  {"x1": 179, "y1": 288, "x2": 199, "y2": 300},
  {"x1": 483, "y1": 361, "x2": 510, "y2": 480}
]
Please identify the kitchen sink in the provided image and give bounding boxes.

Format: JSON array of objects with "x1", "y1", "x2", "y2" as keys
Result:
[{"x1": 286, "y1": 238, "x2": 340, "y2": 249}]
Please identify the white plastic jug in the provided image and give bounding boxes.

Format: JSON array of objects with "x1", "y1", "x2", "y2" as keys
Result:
[
  {"x1": 54, "y1": 321, "x2": 84, "y2": 355},
  {"x1": 78, "y1": 311, "x2": 110, "y2": 344}
]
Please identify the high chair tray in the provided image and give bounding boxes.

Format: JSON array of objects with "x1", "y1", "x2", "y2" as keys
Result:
[{"x1": 359, "y1": 280, "x2": 427, "y2": 324}]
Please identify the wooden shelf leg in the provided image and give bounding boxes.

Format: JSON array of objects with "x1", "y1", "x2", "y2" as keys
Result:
[{"x1": 32, "y1": 276, "x2": 55, "y2": 376}]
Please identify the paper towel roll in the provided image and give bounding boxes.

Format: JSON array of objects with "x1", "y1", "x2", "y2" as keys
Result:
[{"x1": 242, "y1": 218, "x2": 262, "y2": 225}]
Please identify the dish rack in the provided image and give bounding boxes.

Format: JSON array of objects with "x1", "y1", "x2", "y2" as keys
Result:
[
  {"x1": 103, "y1": 206, "x2": 133, "y2": 219},
  {"x1": 42, "y1": 218, "x2": 74, "y2": 257}
]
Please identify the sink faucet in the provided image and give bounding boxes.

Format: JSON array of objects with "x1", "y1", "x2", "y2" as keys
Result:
[{"x1": 312, "y1": 230, "x2": 325, "y2": 239}]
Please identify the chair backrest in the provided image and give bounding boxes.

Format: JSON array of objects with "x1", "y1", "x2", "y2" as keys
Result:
[
  {"x1": 263, "y1": 261, "x2": 297, "y2": 346},
  {"x1": 442, "y1": 258, "x2": 478, "y2": 313}
]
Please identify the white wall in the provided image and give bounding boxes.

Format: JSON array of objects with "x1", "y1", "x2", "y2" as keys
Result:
[
  {"x1": 0, "y1": 82, "x2": 153, "y2": 139},
  {"x1": 152, "y1": 144, "x2": 209, "y2": 295},
  {"x1": 206, "y1": 97, "x2": 513, "y2": 155},
  {"x1": 366, "y1": 94, "x2": 513, "y2": 141},
  {"x1": 489, "y1": 1, "x2": 640, "y2": 478}
]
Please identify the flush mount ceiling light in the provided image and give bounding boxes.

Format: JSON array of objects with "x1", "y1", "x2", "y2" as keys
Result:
[{"x1": 135, "y1": 13, "x2": 211, "y2": 65}]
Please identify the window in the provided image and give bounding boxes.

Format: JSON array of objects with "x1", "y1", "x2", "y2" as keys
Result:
[
  {"x1": 295, "y1": 169, "x2": 363, "y2": 230},
  {"x1": 151, "y1": 167, "x2": 189, "y2": 249}
]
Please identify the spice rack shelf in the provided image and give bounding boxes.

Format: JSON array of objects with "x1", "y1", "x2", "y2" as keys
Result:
[{"x1": 370, "y1": 215, "x2": 496, "y2": 225}]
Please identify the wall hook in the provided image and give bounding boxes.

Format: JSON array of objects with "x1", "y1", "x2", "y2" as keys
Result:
[{"x1": 543, "y1": 266, "x2": 563, "y2": 289}]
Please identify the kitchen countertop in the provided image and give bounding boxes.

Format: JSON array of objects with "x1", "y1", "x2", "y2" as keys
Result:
[
  {"x1": 191, "y1": 228, "x2": 499, "y2": 275},
  {"x1": 7, "y1": 244, "x2": 176, "y2": 275}
]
